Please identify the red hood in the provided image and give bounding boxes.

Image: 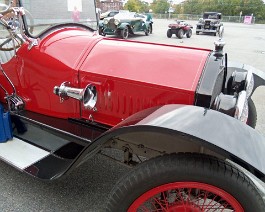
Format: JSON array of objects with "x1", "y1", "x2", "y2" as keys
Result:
[
  {"x1": 5, "y1": 28, "x2": 211, "y2": 124},
  {"x1": 82, "y1": 38, "x2": 210, "y2": 92},
  {"x1": 27, "y1": 29, "x2": 210, "y2": 93}
]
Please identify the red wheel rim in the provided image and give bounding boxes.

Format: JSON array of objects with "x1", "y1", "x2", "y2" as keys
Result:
[{"x1": 128, "y1": 182, "x2": 244, "y2": 212}]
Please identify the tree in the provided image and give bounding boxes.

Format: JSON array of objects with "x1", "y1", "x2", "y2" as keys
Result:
[
  {"x1": 151, "y1": 0, "x2": 170, "y2": 14},
  {"x1": 179, "y1": 0, "x2": 265, "y2": 21},
  {"x1": 124, "y1": 0, "x2": 150, "y2": 13}
]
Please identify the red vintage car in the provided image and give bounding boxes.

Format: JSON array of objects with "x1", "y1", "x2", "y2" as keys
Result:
[{"x1": 0, "y1": 0, "x2": 265, "y2": 211}]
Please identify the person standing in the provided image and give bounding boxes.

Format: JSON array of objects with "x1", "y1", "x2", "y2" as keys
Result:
[{"x1": 72, "y1": 6, "x2": 80, "y2": 22}]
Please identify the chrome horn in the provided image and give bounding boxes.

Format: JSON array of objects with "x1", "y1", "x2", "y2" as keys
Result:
[{"x1": 53, "y1": 82, "x2": 97, "y2": 110}]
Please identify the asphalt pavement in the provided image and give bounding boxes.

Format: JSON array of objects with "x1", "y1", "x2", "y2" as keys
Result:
[{"x1": 0, "y1": 19, "x2": 265, "y2": 211}]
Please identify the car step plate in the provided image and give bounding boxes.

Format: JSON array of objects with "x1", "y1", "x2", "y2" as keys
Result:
[{"x1": 0, "y1": 137, "x2": 49, "y2": 170}]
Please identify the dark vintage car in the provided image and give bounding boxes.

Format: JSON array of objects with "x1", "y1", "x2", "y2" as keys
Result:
[
  {"x1": 102, "y1": 11, "x2": 152, "y2": 39},
  {"x1": 1, "y1": 0, "x2": 265, "y2": 211},
  {"x1": 167, "y1": 20, "x2": 193, "y2": 39},
  {"x1": 196, "y1": 12, "x2": 224, "y2": 36},
  {"x1": 99, "y1": 10, "x2": 127, "y2": 35}
]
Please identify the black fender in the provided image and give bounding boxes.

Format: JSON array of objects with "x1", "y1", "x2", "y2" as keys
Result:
[
  {"x1": 228, "y1": 61, "x2": 265, "y2": 92},
  {"x1": 13, "y1": 105, "x2": 264, "y2": 182},
  {"x1": 73, "y1": 104, "x2": 265, "y2": 182}
]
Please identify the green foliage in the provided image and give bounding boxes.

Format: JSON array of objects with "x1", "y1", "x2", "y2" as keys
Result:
[
  {"x1": 176, "y1": 0, "x2": 265, "y2": 21},
  {"x1": 123, "y1": 0, "x2": 265, "y2": 21},
  {"x1": 151, "y1": 0, "x2": 170, "y2": 14},
  {"x1": 124, "y1": 0, "x2": 150, "y2": 13}
]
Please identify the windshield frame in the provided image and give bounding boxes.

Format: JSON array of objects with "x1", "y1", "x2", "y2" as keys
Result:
[{"x1": 203, "y1": 12, "x2": 221, "y2": 20}]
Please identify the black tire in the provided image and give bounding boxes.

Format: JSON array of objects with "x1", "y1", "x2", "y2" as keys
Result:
[
  {"x1": 145, "y1": 26, "x2": 149, "y2": 36},
  {"x1": 121, "y1": 26, "x2": 129, "y2": 39},
  {"x1": 106, "y1": 153, "x2": 265, "y2": 212},
  {"x1": 213, "y1": 32, "x2": 217, "y2": 36},
  {"x1": 248, "y1": 98, "x2": 257, "y2": 128},
  {"x1": 186, "y1": 29, "x2": 192, "y2": 38},
  {"x1": 99, "y1": 28, "x2": 105, "y2": 36},
  {"x1": 196, "y1": 31, "x2": 199, "y2": 35},
  {"x1": 176, "y1": 29, "x2": 184, "y2": 39},
  {"x1": 167, "y1": 29, "x2": 172, "y2": 38}
]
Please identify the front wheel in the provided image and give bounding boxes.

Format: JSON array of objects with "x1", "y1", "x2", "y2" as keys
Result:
[
  {"x1": 176, "y1": 29, "x2": 184, "y2": 39},
  {"x1": 149, "y1": 24, "x2": 153, "y2": 34},
  {"x1": 120, "y1": 26, "x2": 129, "y2": 39},
  {"x1": 167, "y1": 29, "x2": 172, "y2": 38},
  {"x1": 145, "y1": 26, "x2": 149, "y2": 36},
  {"x1": 186, "y1": 29, "x2": 192, "y2": 38},
  {"x1": 106, "y1": 153, "x2": 265, "y2": 212}
]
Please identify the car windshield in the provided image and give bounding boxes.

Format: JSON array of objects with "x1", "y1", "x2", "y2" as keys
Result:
[
  {"x1": 114, "y1": 10, "x2": 132, "y2": 19},
  {"x1": 203, "y1": 13, "x2": 218, "y2": 19},
  {"x1": 19, "y1": 0, "x2": 98, "y2": 37}
]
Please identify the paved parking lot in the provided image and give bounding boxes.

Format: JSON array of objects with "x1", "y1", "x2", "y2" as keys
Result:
[{"x1": 0, "y1": 19, "x2": 265, "y2": 211}]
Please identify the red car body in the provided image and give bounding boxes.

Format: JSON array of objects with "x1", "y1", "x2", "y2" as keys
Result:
[
  {"x1": 1, "y1": 28, "x2": 209, "y2": 126},
  {"x1": 1, "y1": 1, "x2": 265, "y2": 211}
]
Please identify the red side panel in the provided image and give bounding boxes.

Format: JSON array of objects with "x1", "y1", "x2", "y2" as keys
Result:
[{"x1": 79, "y1": 39, "x2": 210, "y2": 126}]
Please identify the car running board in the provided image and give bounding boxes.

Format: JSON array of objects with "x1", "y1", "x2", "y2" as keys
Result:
[
  {"x1": 0, "y1": 129, "x2": 84, "y2": 180},
  {"x1": 0, "y1": 111, "x2": 106, "y2": 180}
]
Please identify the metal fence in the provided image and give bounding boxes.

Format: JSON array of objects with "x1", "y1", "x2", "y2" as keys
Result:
[{"x1": 153, "y1": 14, "x2": 256, "y2": 24}]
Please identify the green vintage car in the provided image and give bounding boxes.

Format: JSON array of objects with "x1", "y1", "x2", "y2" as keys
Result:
[{"x1": 102, "y1": 11, "x2": 152, "y2": 39}]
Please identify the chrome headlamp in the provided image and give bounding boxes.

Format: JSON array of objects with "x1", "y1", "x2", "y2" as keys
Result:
[
  {"x1": 213, "y1": 93, "x2": 237, "y2": 117},
  {"x1": 229, "y1": 70, "x2": 254, "y2": 98},
  {"x1": 213, "y1": 91, "x2": 249, "y2": 123},
  {"x1": 103, "y1": 19, "x2": 109, "y2": 25},
  {"x1": 114, "y1": 19, "x2": 120, "y2": 25}
]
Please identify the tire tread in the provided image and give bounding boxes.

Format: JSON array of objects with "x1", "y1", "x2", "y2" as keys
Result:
[{"x1": 105, "y1": 153, "x2": 265, "y2": 212}]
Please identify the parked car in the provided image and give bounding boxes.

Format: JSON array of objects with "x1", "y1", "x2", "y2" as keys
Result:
[
  {"x1": 1, "y1": 1, "x2": 265, "y2": 211},
  {"x1": 99, "y1": 10, "x2": 130, "y2": 35},
  {"x1": 167, "y1": 20, "x2": 193, "y2": 39},
  {"x1": 102, "y1": 11, "x2": 152, "y2": 39},
  {"x1": 196, "y1": 12, "x2": 224, "y2": 36}
]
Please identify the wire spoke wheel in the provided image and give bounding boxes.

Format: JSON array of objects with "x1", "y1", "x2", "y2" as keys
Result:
[
  {"x1": 128, "y1": 182, "x2": 243, "y2": 212},
  {"x1": 105, "y1": 154, "x2": 265, "y2": 212}
]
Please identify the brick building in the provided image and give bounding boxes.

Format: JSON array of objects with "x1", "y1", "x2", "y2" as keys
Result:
[{"x1": 96, "y1": 0, "x2": 123, "y2": 12}]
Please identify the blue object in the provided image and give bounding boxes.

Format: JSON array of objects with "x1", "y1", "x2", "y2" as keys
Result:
[{"x1": 0, "y1": 103, "x2": 13, "y2": 143}]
